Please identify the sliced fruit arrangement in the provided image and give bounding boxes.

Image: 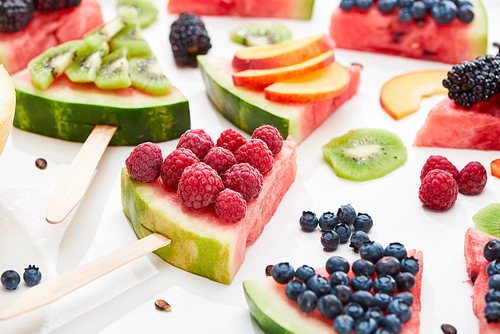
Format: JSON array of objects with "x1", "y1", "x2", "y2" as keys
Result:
[
  {"x1": 0, "y1": 0, "x2": 103, "y2": 74},
  {"x1": 121, "y1": 126, "x2": 298, "y2": 284},
  {"x1": 229, "y1": 22, "x2": 292, "y2": 47},
  {"x1": 0, "y1": 64, "x2": 15, "y2": 157},
  {"x1": 330, "y1": 0, "x2": 487, "y2": 64}
]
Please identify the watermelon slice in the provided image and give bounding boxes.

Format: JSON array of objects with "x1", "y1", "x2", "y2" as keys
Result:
[
  {"x1": 167, "y1": 0, "x2": 315, "y2": 20},
  {"x1": 243, "y1": 250, "x2": 423, "y2": 333},
  {"x1": 0, "y1": 0, "x2": 103, "y2": 74},
  {"x1": 198, "y1": 55, "x2": 361, "y2": 144},
  {"x1": 464, "y1": 228, "x2": 500, "y2": 334},
  {"x1": 121, "y1": 136, "x2": 298, "y2": 284},
  {"x1": 329, "y1": 0, "x2": 487, "y2": 64},
  {"x1": 414, "y1": 94, "x2": 500, "y2": 151}
]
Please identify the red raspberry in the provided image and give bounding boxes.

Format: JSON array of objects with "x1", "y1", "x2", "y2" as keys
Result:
[
  {"x1": 177, "y1": 129, "x2": 214, "y2": 160},
  {"x1": 251, "y1": 125, "x2": 283, "y2": 156},
  {"x1": 215, "y1": 189, "x2": 247, "y2": 223},
  {"x1": 125, "y1": 142, "x2": 163, "y2": 183},
  {"x1": 216, "y1": 128, "x2": 247, "y2": 153},
  {"x1": 203, "y1": 146, "x2": 236, "y2": 175},
  {"x1": 458, "y1": 161, "x2": 487, "y2": 195},
  {"x1": 223, "y1": 163, "x2": 263, "y2": 202},
  {"x1": 419, "y1": 169, "x2": 458, "y2": 211},
  {"x1": 420, "y1": 155, "x2": 459, "y2": 182},
  {"x1": 235, "y1": 139, "x2": 274, "y2": 175},
  {"x1": 160, "y1": 148, "x2": 199, "y2": 189},
  {"x1": 177, "y1": 162, "x2": 224, "y2": 210}
]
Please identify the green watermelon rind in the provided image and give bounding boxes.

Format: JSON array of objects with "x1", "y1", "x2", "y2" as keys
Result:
[{"x1": 467, "y1": 0, "x2": 488, "y2": 59}]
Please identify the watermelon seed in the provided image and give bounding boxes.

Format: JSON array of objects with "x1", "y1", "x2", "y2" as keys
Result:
[
  {"x1": 392, "y1": 31, "x2": 405, "y2": 43},
  {"x1": 35, "y1": 158, "x2": 47, "y2": 170},
  {"x1": 155, "y1": 299, "x2": 171, "y2": 312},
  {"x1": 441, "y1": 323, "x2": 457, "y2": 334}
]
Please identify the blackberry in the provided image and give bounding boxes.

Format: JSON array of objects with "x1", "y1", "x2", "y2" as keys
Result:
[
  {"x1": 442, "y1": 55, "x2": 500, "y2": 109},
  {"x1": 169, "y1": 12, "x2": 212, "y2": 67},
  {"x1": 0, "y1": 0, "x2": 34, "y2": 33},
  {"x1": 35, "y1": 0, "x2": 80, "y2": 12}
]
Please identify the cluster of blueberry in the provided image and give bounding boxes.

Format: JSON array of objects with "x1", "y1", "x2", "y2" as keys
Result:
[
  {"x1": 339, "y1": 0, "x2": 474, "y2": 25},
  {"x1": 482, "y1": 239, "x2": 500, "y2": 323},
  {"x1": 271, "y1": 242, "x2": 420, "y2": 334},
  {"x1": 299, "y1": 204, "x2": 373, "y2": 251},
  {"x1": 1, "y1": 265, "x2": 42, "y2": 290}
]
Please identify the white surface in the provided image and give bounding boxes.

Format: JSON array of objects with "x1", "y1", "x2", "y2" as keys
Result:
[{"x1": 0, "y1": 0, "x2": 499, "y2": 333}]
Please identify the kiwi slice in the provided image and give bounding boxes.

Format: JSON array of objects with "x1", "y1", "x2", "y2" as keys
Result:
[
  {"x1": 129, "y1": 57, "x2": 172, "y2": 95},
  {"x1": 322, "y1": 128, "x2": 407, "y2": 181},
  {"x1": 28, "y1": 40, "x2": 86, "y2": 90},
  {"x1": 229, "y1": 22, "x2": 292, "y2": 46},
  {"x1": 110, "y1": 23, "x2": 152, "y2": 57},
  {"x1": 94, "y1": 47, "x2": 132, "y2": 89},
  {"x1": 117, "y1": 0, "x2": 158, "y2": 28},
  {"x1": 473, "y1": 203, "x2": 500, "y2": 238},
  {"x1": 65, "y1": 42, "x2": 108, "y2": 83}
]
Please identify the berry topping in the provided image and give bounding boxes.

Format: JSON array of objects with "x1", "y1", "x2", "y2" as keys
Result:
[
  {"x1": 342, "y1": 302, "x2": 365, "y2": 320},
  {"x1": 176, "y1": 129, "x2": 214, "y2": 160},
  {"x1": 360, "y1": 241, "x2": 385, "y2": 264},
  {"x1": 251, "y1": 125, "x2": 283, "y2": 156},
  {"x1": 160, "y1": 148, "x2": 199, "y2": 189},
  {"x1": 332, "y1": 285, "x2": 352, "y2": 305},
  {"x1": 216, "y1": 128, "x2": 247, "y2": 153},
  {"x1": 431, "y1": 0, "x2": 457, "y2": 25},
  {"x1": 306, "y1": 275, "x2": 331, "y2": 297},
  {"x1": 387, "y1": 298, "x2": 413, "y2": 323},
  {"x1": 419, "y1": 169, "x2": 458, "y2": 210},
  {"x1": 384, "y1": 242, "x2": 407, "y2": 261},
  {"x1": 485, "y1": 301, "x2": 500, "y2": 323},
  {"x1": 352, "y1": 259, "x2": 376, "y2": 276},
  {"x1": 335, "y1": 314, "x2": 355, "y2": 333},
  {"x1": 380, "y1": 314, "x2": 403, "y2": 333},
  {"x1": 400, "y1": 256, "x2": 421, "y2": 275},
  {"x1": 35, "y1": 0, "x2": 80, "y2": 12},
  {"x1": 203, "y1": 146, "x2": 237, "y2": 175},
  {"x1": 420, "y1": 155, "x2": 459, "y2": 182},
  {"x1": 1, "y1": 270, "x2": 20, "y2": 290},
  {"x1": 317, "y1": 294, "x2": 343, "y2": 319},
  {"x1": 329, "y1": 271, "x2": 350, "y2": 287},
  {"x1": 295, "y1": 265, "x2": 316, "y2": 283},
  {"x1": 271, "y1": 262, "x2": 295, "y2": 284},
  {"x1": 374, "y1": 292, "x2": 393, "y2": 311},
  {"x1": 23, "y1": 265, "x2": 42, "y2": 286},
  {"x1": 351, "y1": 290, "x2": 375, "y2": 310},
  {"x1": 326, "y1": 256, "x2": 350, "y2": 274},
  {"x1": 484, "y1": 239, "x2": 500, "y2": 262},
  {"x1": 235, "y1": 138, "x2": 274, "y2": 175},
  {"x1": 458, "y1": 161, "x2": 487, "y2": 195},
  {"x1": 351, "y1": 274, "x2": 373, "y2": 291},
  {"x1": 0, "y1": 0, "x2": 34, "y2": 33},
  {"x1": 285, "y1": 280, "x2": 307, "y2": 301},
  {"x1": 177, "y1": 162, "x2": 224, "y2": 210},
  {"x1": 373, "y1": 275, "x2": 397, "y2": 295},
  {"x1": 125, "y1": 142, "x2": 163, "y2": 183},
  {"x1": 297, "y1": 290, "x2": 318, "y2": 313},
  {"x1": 223, "y1": 163, "x2": 263, "y2": 202},
  {"x1": 395, "y1": 272, "x2": 416, "y2": 291},
  {"x1": 378, "y1": 0, "x2": 398, "y2": 13},
  {"x1": 214, "y1": 188, "x2": 247, "y2": 223}
]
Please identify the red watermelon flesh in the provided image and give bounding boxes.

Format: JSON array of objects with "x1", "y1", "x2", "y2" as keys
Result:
[
  {"x1": 464, "y1": 228, "x2": 500, "y2": 334},
  {"x1": 414, "y1": 94, "x2": 500, "y2": 151},
  {"x1": 0, "y1": 0, "x2": 103, "y2": 74}
]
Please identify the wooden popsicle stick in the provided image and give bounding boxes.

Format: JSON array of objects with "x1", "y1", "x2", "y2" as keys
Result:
[
  {"x1": 46, "y1": 125, "x2": 118, "y2": 224},
  {"x1": 0, "y1": 233, "x2": 171, "y2": 320}
]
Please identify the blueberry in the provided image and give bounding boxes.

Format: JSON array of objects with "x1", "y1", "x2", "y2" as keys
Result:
[
  {"x1": 332, "y1": 284, "x2": 353, "y2": 305},
  {"x1": 350, "y1": 231, "x2": 371, "y2": 253},
  {"x1": 387, "y1": 299, "x2": 412, "y2": 323},
  {"x1": 319, "y1": 211, "x2": 338, "y2": 231},
  {"x1": 353, "y1": 213, "x2": 373, "y2": 233},
  {"x1": 351, "y1": 274, "x2": 373, "y2": 292},
  {"x1": 486, "y1": 289, "x2": 500, "y2": 303},
  {"x1": 395, "y1": 272, "x2": 416, "y2": 292},
  {"x1": 374, "y1": 292, "x2": 393, "y2": 311},
  {"x1": 487, "y1": 260, "x2": 500, "y2": 277},
  {"x1": 351, "y1": 290, "x2": 375, "y2": 310},
  {"x1": 410, "y1": 1, "x2": 427, "y2": 19},
  {"x1": 384, "y1": 242, "x2": 407, "y2": 261},
  {"x1": 422, "y1": 0, "x2": 436, "y2": 10},
  {"x1": 326, "y1": 256, "x2": 350, "y2": 274},
  {"x1": 374, "y1": 329, "x2": 394, "y2": 334},
  {"x1": 431, "y1": 0, "x2": 458, "y2": 25},
  {"x1": 297, "y1": 290, "x2": 318, "y2": 313},
  {"x1": 285, "y1": 280, "x2": 306, "y2": 301},
  {"x1": 335, "y1": 314, "x2": 355, "y2": 334},
  {"x1": 373, "y1": 275, "x2": 397, "y2": 295},
  {"x1": 399, "y1": 0, "x2": 414, "y2": 7},
  {"x1": 400, "y1": 256, "x2": 420, "y2": 275},
  {"x1": 485, "y1": 301, "x2": 500, "y2": 323},
  {"x1": 271, "y1": 262, "x2": 295, "y2": 284},
  {"x1": 380, "y1": 314, "x2": 403, "y2": 333},
  {"x1": 343, "y1": 302, "x2": 365, "y2": 320},
  {"x1": 317, "y1": 294, "x2": 343, "y2": 319},
  {"x1": 299, "y1": 211, "x2": 318, "y2": 231},
  {"x1": 307, "y1": 275, "x2": 331, "y2": 297},
  {"x1": 352, "y1": 259, "x2": 375, "y2": 276},
  {"x1": 458, "y1": 0, "x2": 472, "y2": 7},
  {"x1": 360, "y1": 241, "x2": 385, "y2": 264},
  {"x1": 334, "y1": 223, "x2": 352, "y2": 243},
  {"x1": 485, "y1": 240, "x2": 500, "y2": 262},
  {"x1": 364, "y1": 306, "x2": 384, "y2": 323},
  {"x1": 1, "y1": 270, "x2": 20, "y2": 290},
  {"x1": 321, "y1": 230, "x2": 340, "y2": 251},
  {"x1": 355, "y1": 0, "x2": 373, "y2": 11},
  {"x1": 489, "y1": 274, "x2": 500, "y2": 290},
  {"x1": 337, "y1": 204, "x2": 356, "y2": 225},
  {"x1": 295, "y1": 264, "x2": 316, "y2": 283},
  {"x1": 354, "y1": 317, "x2": 378, "y2": 334},
  {"x1": 23, "y1": 265, "x2": 42, "y2": 286},
  {"x1": 340, "y1": 0, "x2": 355, "y2": 11},
  {"x1": 376, "y1": 256, "x2": 401, "y2": 277},
  {"x1": 457, "y1": 4, "x2": 474, "y2": 23},
  {"x1": 399, "y1": 7, "x2": 413, "y2": 23},
  {"x1": 393, "y1": 292, "x2": 414, "y2": 306},
  {"x1": 378, "y1": 0, "x2": 398, "y2": 13},
  {"x1": 330, "y1": 271, "x2": 350, "y2": 287}
]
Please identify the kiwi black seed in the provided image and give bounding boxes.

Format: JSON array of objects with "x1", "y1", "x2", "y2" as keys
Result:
[
  {"x1": 229, "y1": 22, "x2": 292, "y2": 46},
  {"x1": 473, "y1": 203, "x2": 500, "y2": 238},
  {"x1": 129, "y1": 57, "x2": 171, "y2": 95},
  {"x1": 65, "y1": 41, "x2": 109, "y2": 83},
  {"x1": 321, "y1": 128, "x2": 407, "y2": 181},
  {"x1": 117, "y1": 0, "x2": 158, "y2": 28},
  {"x1": 94, "y1": 47, "x2": 132, "y2": 90},
  {"x1": 110, "y1": 23, "x2": 152, "y2": 57}
]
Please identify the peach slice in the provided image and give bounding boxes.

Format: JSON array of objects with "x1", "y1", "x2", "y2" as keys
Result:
[
  {"x1": 232, "y1": 50, "x2": 334, "y2": 90},
  {"x1": 264, "y1": 61, "x2": 350, "y2": 103},
  {"x1": 492, "y1": 159, "x2": 500, "y2": 179},
  {"x1": 232, "y1": 34, "x2": 335, "y2": 71},
  {"x1": 380, "y1": 70, "x2": 448, "y2": 120}
]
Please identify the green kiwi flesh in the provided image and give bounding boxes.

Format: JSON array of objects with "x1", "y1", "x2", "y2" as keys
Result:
[
  {"x1": 229, "y1": 23, "x2": 292, "y2": 46},
  {"x1": 94, "y1": 47, "x2": 132, "y2": 89},
  {"x1": 117, "y1": 0, "x2": 158, "y2": 28},
  {"x1": 473, "y1": 203, "x2": 500, "y2": 238},
  {"x1": 110, "y1": 23, "x2": 152, "y2": 57},
  {"x1": 322, "y1": 128, "x2": 407, "y2": 181},
  {"x1": 129, "y1": 57, "x2": 171, "y2": 95},
  {"x1": 65, "y1": 42, "x2": 108, "y2": 83}
]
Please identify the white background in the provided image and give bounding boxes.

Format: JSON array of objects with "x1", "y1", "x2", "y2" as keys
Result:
[{"x1": 1, "y1": 0, "x2": 499, "y2": 333}]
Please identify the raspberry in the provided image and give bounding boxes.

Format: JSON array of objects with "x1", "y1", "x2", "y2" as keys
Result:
[
  {"x1": 215, "y1": 189, "x2": 247, "y2": 223},
  {"x1": 216, "y1": 128, "x2": 247, "y2": 152},
  {"x1": 223, "y1": 163, "x2": 263, "y2": 202},
  {"x1": 420, "y1": 155, "x2": 459, "y2": 182},
  {"x1": 458, "y1": 161, "x2": 487, "y2": 195},
  {"x1": 251, "y1": 125, "x2": 283, "y2": 156},
  {"x1": 203, "y1": 146, "x2": 236, "y2": 175},
  {"x1": 177, "y1": 162, "x2": 224, "y2": 210},
  {"x1": 419, "y1": 169, "x2": 458, "y2": 211},
  {"x1": 235, "y1": 139, "x2": 274, "y2": 175},
  {"x1": 160, "y1": 148, "x2": 199, "y2": 189},
  {"x1": 177, "y1": 129, "x2": 214, "y2": 160},
  {"x1": 125, "y1": 142, "x2": 163, "y2": 183}
]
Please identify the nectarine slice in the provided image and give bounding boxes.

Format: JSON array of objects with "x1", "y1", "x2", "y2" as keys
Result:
[
  {"x1": 492, "y1": 159, "x2": 500, "y2": 179},
  {"x1": 380, "y1": 70, "x2": 448, "y2": 120},
  {"x1": 232, "y1": 50, "x2": 335, "y2": 90},
  {"x1": 264, "y1": 62, "x2": 350, "y2": 103},
  {"x1": 232, "y1": 34, "x2": 335, "y2": 70}
]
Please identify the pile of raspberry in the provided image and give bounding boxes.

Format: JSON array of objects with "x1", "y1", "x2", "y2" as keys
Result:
[
  {"x1": 418, "y1": 155, "x2": 487, "y2": 211},
  {"x1": 125, "y1": 125, "x2": 284, "y2": 223}
]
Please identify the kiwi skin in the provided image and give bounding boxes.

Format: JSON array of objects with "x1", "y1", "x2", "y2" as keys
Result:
[{"x1": 473, "y1": 203, "x2": 500, "y2": 238}]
